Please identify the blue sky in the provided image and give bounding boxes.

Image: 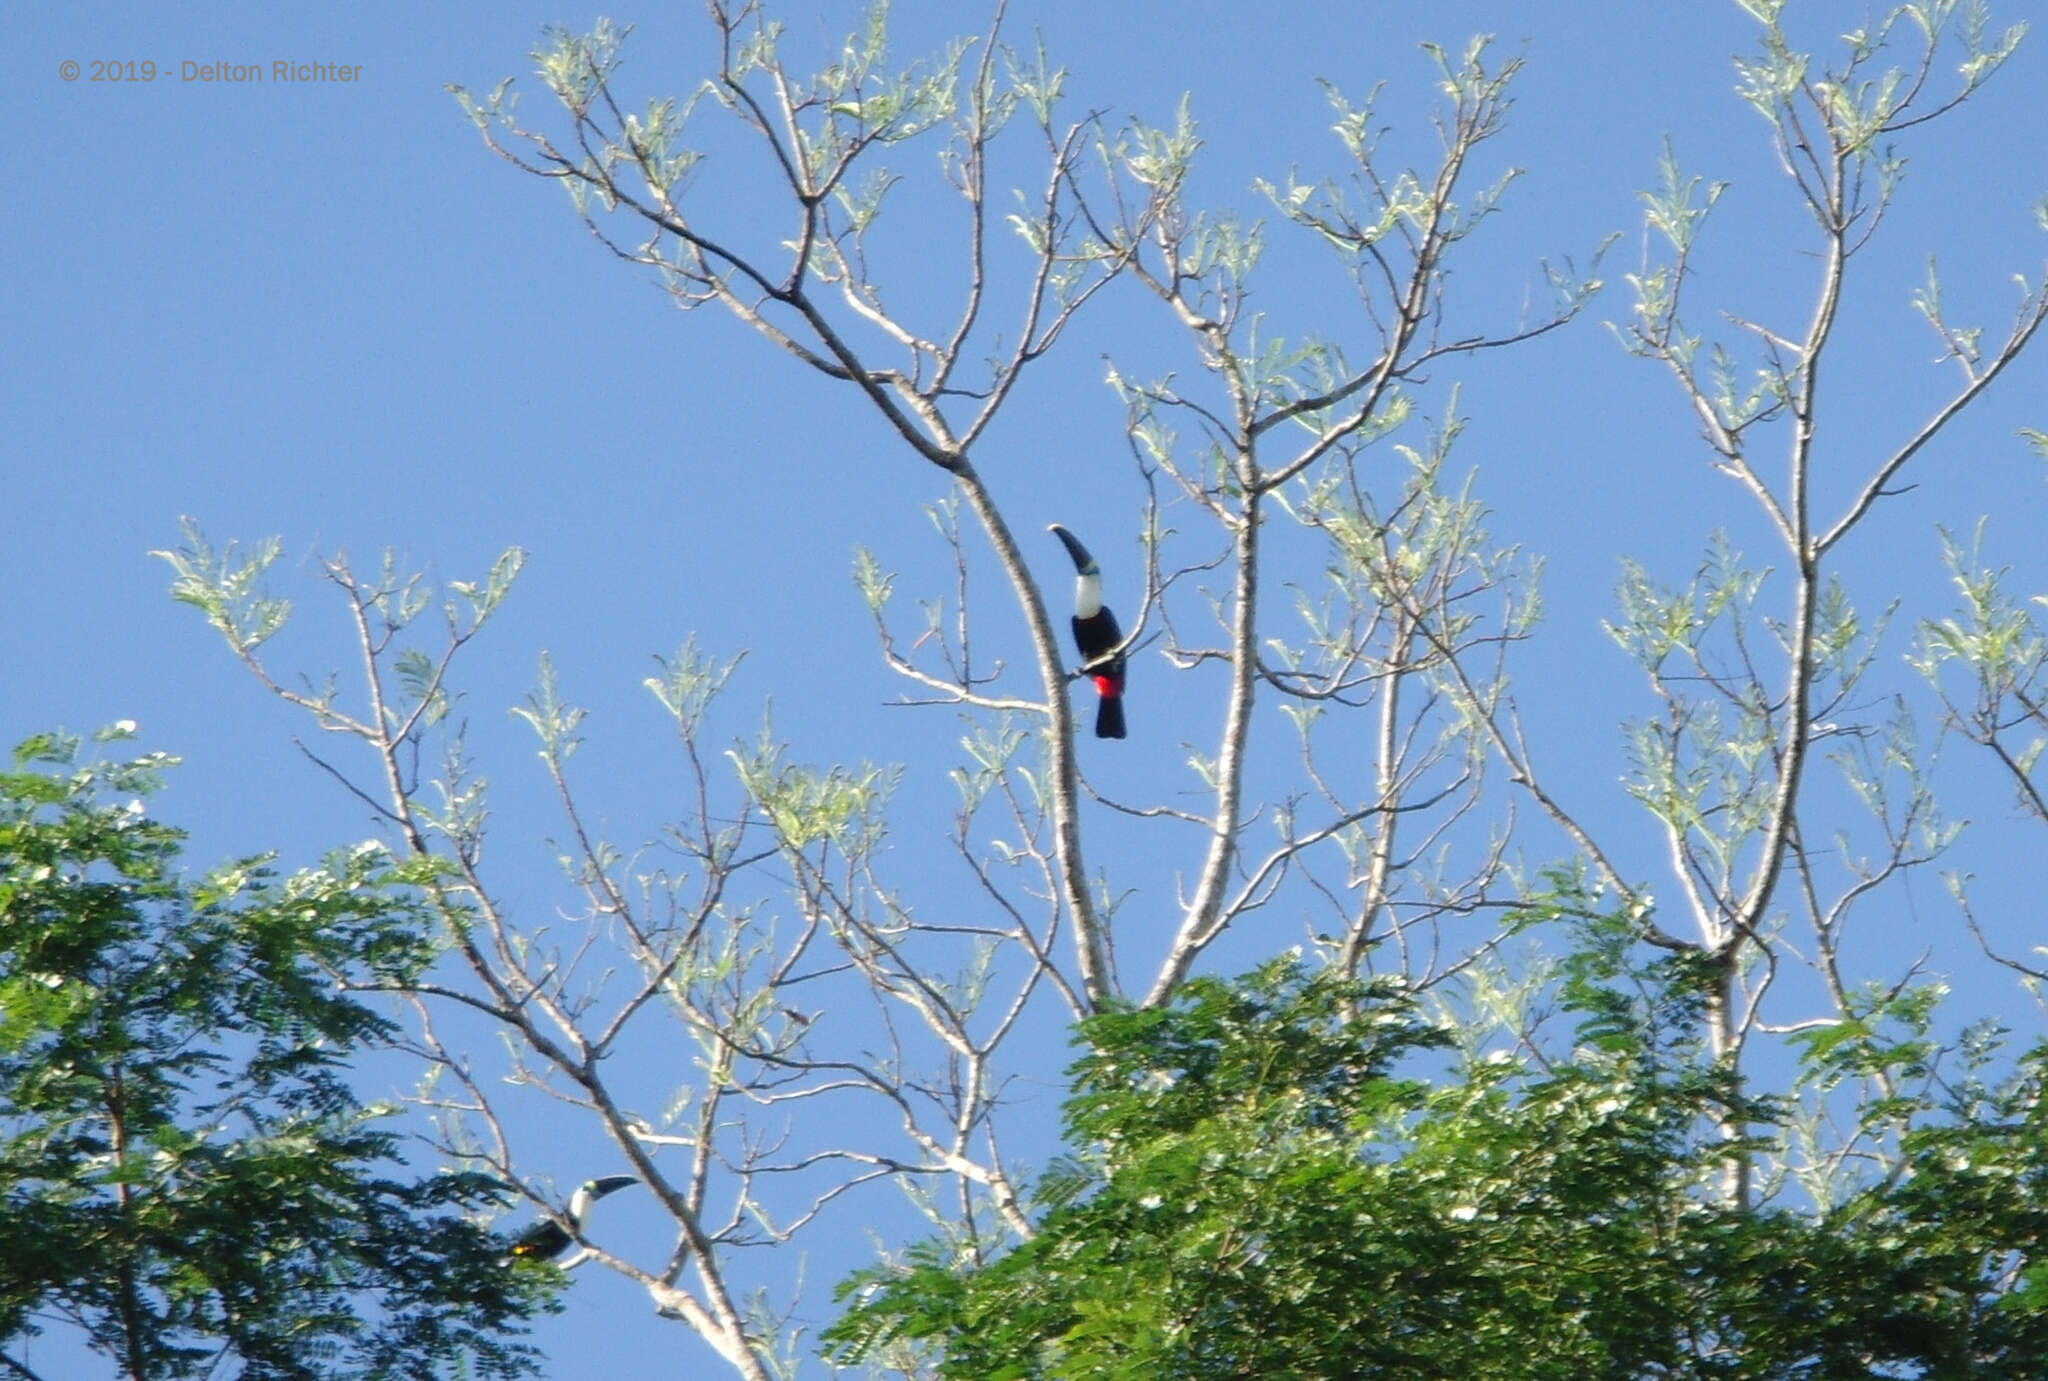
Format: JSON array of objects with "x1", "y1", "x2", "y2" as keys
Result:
[{"x1": 8, "y1": 2, "x2": 2048, "y2": 1376}]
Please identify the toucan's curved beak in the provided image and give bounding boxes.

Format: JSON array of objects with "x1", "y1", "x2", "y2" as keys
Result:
[{"x1": 1048, "y1": 523, "x2": 1095, "y2": 572}]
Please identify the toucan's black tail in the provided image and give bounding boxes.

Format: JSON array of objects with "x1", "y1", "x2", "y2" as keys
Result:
[{"x1": 1096, "y1": 696, "x2": 1126, "y2": 740}]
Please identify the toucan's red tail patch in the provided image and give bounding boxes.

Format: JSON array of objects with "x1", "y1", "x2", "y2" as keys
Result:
[{"x1": 1092, "y1": 674, "x2": 1120, "y2": 698}]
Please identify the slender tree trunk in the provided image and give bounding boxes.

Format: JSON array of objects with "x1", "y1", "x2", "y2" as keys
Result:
[{"x1": 106, "y1": 1070, "x2": 151, "y2": 1381}]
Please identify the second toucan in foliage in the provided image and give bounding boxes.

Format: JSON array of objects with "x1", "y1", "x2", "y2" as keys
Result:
[
  {"x1": 1049, "y1": 524, "x2": 1127, "y2": 739},
  {"x1": 508, "y1": 1174, "x2": 640, "y2": 1261}
]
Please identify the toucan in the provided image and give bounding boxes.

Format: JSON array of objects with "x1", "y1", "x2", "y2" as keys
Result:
[
  {"x1": 1048, "y1": 524, "x2": 1127, "y2": 739},
  {"x1": 508, "y1": 1174, "x2": 640, "y2": 1261}
]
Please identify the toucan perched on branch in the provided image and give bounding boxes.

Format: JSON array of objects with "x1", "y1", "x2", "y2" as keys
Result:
[
  {"x1": 508, "y1": 1175, "x2": 640, "y2": 1261},
  {"x1": 1048, "y1": 524, "x2": 1127, "y2": 739}
]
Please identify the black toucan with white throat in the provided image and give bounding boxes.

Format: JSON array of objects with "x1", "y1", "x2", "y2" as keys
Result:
[
  {"x1": 507, "y1": 1174, "x2": 640, "y2": 1262},
  {"x1": 1049, "y1": 524, "x2": 1127, "y2": 739}
]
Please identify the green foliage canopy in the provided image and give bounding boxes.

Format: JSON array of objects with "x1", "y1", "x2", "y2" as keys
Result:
[
  {"x1": 827, "y1": 955, "x2": 2048, "y2": 1379},
  {"x1": 0, "y1": 729, "x2": 549, "y2": 1381}
]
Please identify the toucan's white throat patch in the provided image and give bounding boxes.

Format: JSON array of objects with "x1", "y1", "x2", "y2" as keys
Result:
[{"x1": 1074, "y1": 572, "x2": 1103, "y2": 619}]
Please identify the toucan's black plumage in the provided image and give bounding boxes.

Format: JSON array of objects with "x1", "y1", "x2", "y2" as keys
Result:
[
  {"x1": 1048, "y1": 524, "x2": 1127, "y2": 739},
  {"x1": 508, "y1": 1174, "x2": 640, "y2": 1261}
]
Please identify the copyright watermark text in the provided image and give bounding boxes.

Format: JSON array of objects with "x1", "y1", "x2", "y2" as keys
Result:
[{"x1": 61, "y1": 58, "x2": 362, "y2": 84}]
